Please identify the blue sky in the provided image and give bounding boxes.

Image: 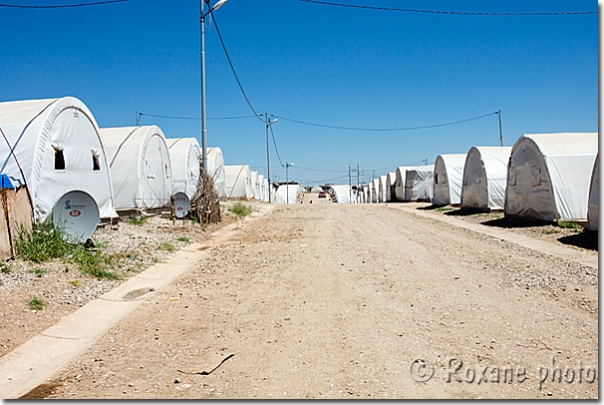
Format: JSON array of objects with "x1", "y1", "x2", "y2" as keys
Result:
[{"x1": 0, "y1": 0, "x2": 598, "y2": 185}]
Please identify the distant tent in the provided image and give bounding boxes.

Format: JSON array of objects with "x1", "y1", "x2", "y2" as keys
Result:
[
  {"x1": 461, "y1": 147, "x2": 511, "y2": 211},
  {"x1": 386, "y1": 172, "x2": 396, "y2": 202},
  {"x1": 0, "y1": 97, "x2": 117, "y2": 221},
  {"x1": 404, "y1": 167, "x2": 434, "y2": 202},
  {"x1": 330, "y1": 185, "x2": 352, "y2": 204},
  {"x1": 225, "y1": 165, "x2": 253, "y2": 199},
  {"x1": 372, "y1": 179, "x2": 379, "y2": 203},
  {"x1": 588, "y1": 154, "x2": 598, "y2": 231},
  {"x1": 276, "y1": 184, "x2": 303, "y2": 204},
  {"x1": 101, "y1": 125, "x2": 173, "y2": 213},
  {"x1": 250, "y1": 171, "x2": 259, "y2": 200},
  {"x1": 258, "y1": 174, "x2": 266, "y2": 202},
  {"x1": 207, "y1": 147, "x2": 226, "y2": 200},
  {"x1": 165, "y1": 137, "x2": 200, "y2": 200},
  {"x1": 311, "y1": 184, "x2": 323, "y2": 193},
  {"x1": 433, "y1": 154, "x2": 466, "y2": 206},
  {"x1": 505, "y1": 133, "x2": 598, "y2": 222},
  {"x1": 394, "y1": 166, "x2": 420, "y2": 201},
  {"x1": 363, "y1": 184, "x2": 369, "y2": 204},
  {"x1": 378, "y1": 175, "x2": 388, "y2": 203}
]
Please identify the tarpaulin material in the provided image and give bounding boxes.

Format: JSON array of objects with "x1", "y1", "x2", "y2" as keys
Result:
[
  {"x1": 404, "y1": 167, "x2": 434, "y2": 202},
  {"x1": 0, "y1": 97, "x2": 117, "y2": 221},
  {"x1": 101, "y1": 125, "x2": 173, "y2": 212},
  {"x1": 225, "y1": 165, "x2": 253, "y2": 199},
  {"x1": 166, "y1": 138, "x2": 200, "y2": 200},
  {"x1": 505, "y1": 133, "x2": 598, "y2": 222},
  {"x1": 207, "y1": 147, "x2": 226, "y2": 200},
  {"x1": 386, "y1": 172, "x2": 396, "y2": 202},
  {"x1": 461, "y1": 146, "x2": 511, "y2": 211},
  {"x1": 378, "y1": 175, "x2": 388, "y2": 203},
  {"x1": 433, "y1": 154, "x2": 466, "y2": 206},
  {"x1": 587, "y1": 154, "x2": 598, "y2": 231}
]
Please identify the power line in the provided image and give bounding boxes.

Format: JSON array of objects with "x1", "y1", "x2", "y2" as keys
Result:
[
  {"x1": 138, "y1": 112, "x2": 257, "y2": 121},
  {"x1": 209, "y1": 10, "x2": 264, "y2": 122},
  {"x1": 0, "y1": 0, "x2": 126, "y2": 8},
  {"x1": 299, "y1": 0, "x2": 596, "y2": 16},
  {"x1": 293, "y1": 165, "x2": 349, "y2": 173},
  {"x1": 275, "y1": 111, "x2": 498, "y2": 132},
  {"x1": 269, "y1": 124, "x2": 285, "y2": 168}
]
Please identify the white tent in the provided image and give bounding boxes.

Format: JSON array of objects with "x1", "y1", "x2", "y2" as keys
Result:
[
  {"x1": 250, "y1": 171, "x2": 259, "y2": 200},
  {"x1": 505, "y1": 133, "x2": 598, "y2": 222},
  {"x1": 0, "y1": 97, "x2": 118, "y2": 221},
  {"x1": 225, "y1": 165, "x2": 253, "y2": 199},
  {"x1": 433, "y1": 154, "x2": 466, "y2": 206},
  {"x1": 258, "y1": 174, "x2": 266, "y2": 202},
  {"x1": 372, "y1": 179, "x2": 379, "y2": 203},
  {"x1": 587, "y1": 154, "x2": 598, "y2": 231},
  {"x1": 165, "y1": 137, "x2": 200, "y2": 200},
  {"x1": 404, "y1": 167, "x2": 434, "y2": 202},
  {"x1": 101, "y1": 125, "x2": 173, "y2": 213},
  {"x1": 207, "y1": 147, "x2": 226, "y2": 200},
  {"x1": 330, "y1": 184, "x2": 352, "y2": 204},
  {"x1": 363, "y1": 184, "x2": 369, "y2": 204},
  {"x1": 311, "y1": 184, "x2": 323, "y2": 193},
  {"x1": 378, "y1": 175, "x2": 388, "y2": 203},
  {"x1": 276, "y1": 184, "x2": 303, "y2": 204},
  {"x1": 394, "y1": 166, "x2": 420, "y2": 201},
  {"x1": 461, "y1": 147, "x2": 511, "y2": 211},
  {"x1": 386, "y1": 172, "x2": 396, "y2": 202}
]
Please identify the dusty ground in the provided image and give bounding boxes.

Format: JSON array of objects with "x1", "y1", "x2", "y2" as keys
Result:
[
  {"x1": 25, "y1": 202, "x2": 599, "y2": 399},
  {"x1": 0, "y1": 208, "x2": 236, "y2": 360}
]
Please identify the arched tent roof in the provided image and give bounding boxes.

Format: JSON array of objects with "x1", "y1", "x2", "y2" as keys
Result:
[
  {"x1": 250, "y1": 171, "x2": 259, "y2": 200},
  {"x1": 207, "y1": 147, "x2": 226, "y2": 200},
  {"x1": 372, "y1": 179, "x2": 379, "y2": 203},
  {"x1": 0, "y1": 97, "x2": 117, "y2": 221},
  {"x1": 588, "y1": 154, "x2": 598, "y2": 231},
  {"x1": 101, "y1": 125, "x2": 173, "y2": 212},
  {"x1": 394, "y1": 166, "x2": 420, "y2": 201},
  {"x1": 461, "y1": 147, "x2": 511, "y2": 211},
  {"x1": 505, "y1": 133, "x2": 598, "y2": 222},
  {"x1": 433, "y1": 154, "x2": 466, "y2": 206},
  {"x1": 404, "y1": 167, "x2": 434, "y2": 202},
  {"x1": 225, "y1": 165, "x2": 253, "y2": 199},
  {"x1": 386, "y1": 172, "x2": 396, "y2": 202},
  {"x1": 311, "y1": 184, "x2": 323, "y2": 193},
  {"x1": 166, "y1": 137, "x2": 200, "y2": 200},
  {"x1": 330, "y1": 185, "x2": 352, "y2": 204},
  {"x1": 276, "y1": 184, "x2": 303, "y2": 204},
  {"x1": 378, "y1": 175, "x2": 388, "y2": 203}
]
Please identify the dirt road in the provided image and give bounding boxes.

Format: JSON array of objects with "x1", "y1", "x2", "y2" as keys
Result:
[{"x1": 36, "y1": 203, "x2": 597, "y2": 399}]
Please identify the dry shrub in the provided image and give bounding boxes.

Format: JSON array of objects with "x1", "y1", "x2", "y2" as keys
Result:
[{"x1": 191, "y1": 169, "x2": 222, "y2": 225}]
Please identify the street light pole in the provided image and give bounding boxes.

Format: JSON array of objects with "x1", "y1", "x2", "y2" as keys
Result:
[{"x1": 265, "y1": 113, "x2": 277, "y2": 203}]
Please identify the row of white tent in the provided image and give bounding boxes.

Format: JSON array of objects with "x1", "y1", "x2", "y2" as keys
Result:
[
  {"x1": 0, "y1": 96, "x2": 229, "y2": 226},
  {"x1": 224, "y1": 164, "x2": 304, "y2": 205},
  {"x1": 348, "y1": 133, "x2": 599, "y2": 230}
]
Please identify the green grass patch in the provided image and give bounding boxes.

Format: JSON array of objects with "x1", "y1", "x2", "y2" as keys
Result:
[
  {"x1": 558, "y1": 221, "x2": 582, "y2": 233},
  {"x1": 435, "y1": 207, "x2": 454, "y2": 212},
  {"x1": 176, "y1": 237, "x2": 191, "y2": 243},
  {"x1": 128, "y1": 216, "x2": 148, "y2": 226},
  {"x1": 27, "y1": 297, "x2": 44, "y2": 311},
  {"x1": 15, "y1": 222, "x2": 71, "y2": 263},
  {"x1": 157, "y1": 242, "x2": 175, "y2": 252},
  {"x1": 542, "y1": 229, "x2": 560, "y2": 235},
  {"x1": 0, "y1": 262, "x2": 11, "y2": 274},
  {"x1": 228, "y1": 202, "x2": 252, "y2": 218},
  {"x1": 29, "y1": 268, "x2": 47, "y2": 278},
  {"x1": 70, "y1": 244, "x2": 119, "y2": 280},
  {"x1": 69, "y1": 279, "x2": 80, "y2": 287}
]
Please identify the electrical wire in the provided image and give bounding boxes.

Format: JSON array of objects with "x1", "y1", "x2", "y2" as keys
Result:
[
  {"x1": 299, "y1": 0, "x2": 596, "y2": 16},
  {"x1": 269, "y1": 124, "x2": 285, "y2": 168},
  {"x1": 293, "y1": 165, "x2": 349, "y2": 173},
  {"x1": 138, "y1": 112, "x2": 257, "y2": 121},
  {"x1": 209, "y1": 10, "x2": 264, "y2": 122},
  {"x1": 275, "y1": 111, "x2": 498, "y2": 132},
  {"x1": 0, "y1": 0, "x2": 126, "y2": 8}
]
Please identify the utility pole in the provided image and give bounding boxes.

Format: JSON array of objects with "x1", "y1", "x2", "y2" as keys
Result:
[
  {"x1": 348, "y1": 164, "x2": 352, "y2": 203},
  {"x1": 498, "y1": 109, "x2": 504, "y2": 146},
  {"x1": 135, "y1": 110, "x2": 139, "y2": 126},
  {"x1": 357, "y1": 163, "x2": 360, "y2": 203},
  {"x1": 200, "y1": 0, "x2": 208, "y2": 173},
  {"x1": 265, "y1": 112, "x2": 271, "y2": 203},
  {"x1": 285, "y1": 162, "x2": 294, "y2": 204}
]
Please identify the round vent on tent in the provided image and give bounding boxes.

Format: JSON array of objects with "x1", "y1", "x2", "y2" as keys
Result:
[
  {"x1": 52, "y1": 190, "x2": 100, "y2": 243},
  {"x1": 174, "y1": 192, "x2": 190, "y2": 219}
]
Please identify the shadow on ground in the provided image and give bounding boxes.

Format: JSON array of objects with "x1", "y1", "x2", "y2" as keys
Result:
[{"x1": 558, "y1": 232, "x2": 598, "y2": 251}]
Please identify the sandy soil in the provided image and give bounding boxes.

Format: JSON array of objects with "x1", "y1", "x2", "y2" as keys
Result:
[{"x1": 28, "y1": 203, "x2": 598, "y2": 399}]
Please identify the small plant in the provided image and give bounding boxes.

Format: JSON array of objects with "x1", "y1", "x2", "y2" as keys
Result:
[
  {"x1": 27, "y1": 297, "x2": 44, "y2": 311},
  {"x1": 69, "y1": 279, "x2": 80, "y2": 287},
  {"x1": 176, "y1": 237, "x2": 191, "y2": 243},
  {"x1": 0, "y1": 262, "x2": 11, "y2": 274},
  {"x1": 128, "y1": 216, "x2": 148, "y2": 226},
  {"x1": 435, "y1": 207, "x2": 454, "y2": 212},
  {"x1": 15, "y1": 222, "x2": 71, "y2": 263},
  {"x1": 29, "y1": 268, "x2": 47, "y2": 278},
  {"x1": 558, "y1": 221, "x2": 582, "y2": 233},
  {"x1": 228, "y1": 202, "x2": 252, "y2": 218},
  {"x1": 542, "y1": 229, "x2": 560, "y2": 235},
  {"x1": 157, "y1": 242, "x2": 175, "y2": 252},
  {"x1": 70, "y1": 245, "x2": 119, "y2": 280}
]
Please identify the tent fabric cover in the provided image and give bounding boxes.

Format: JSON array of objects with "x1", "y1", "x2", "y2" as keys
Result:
[
  {"x1": 311, "y1": 185, "x2": 323, "y2": 193},
  {"x1": 587, "y1": 154, "x2": 598, "y2": 231},
  {"x1": 394, "y1": 166, "x2": 431, "y2": 201},
  {"x1": 330, "y1": 184, "x2": 352, "y2": 204},
  {"x1": 386, "y1": 172, "x2": 396, "y2": 202},
  {"x1": 276, "y1": 184, "x2": 303, "y2": 204},
  {"x1": 166, "y1": 138, "x2": 200, "y2": 200},
  {"x1": 461, "y1": 146, "x2": 511, "y2": 211},
  {"x1": 207, "y1": 147, "x2": 227, "y2": 200},
  {"x1": 505, "y1": 133, "x2": 598, "y2": 222},
  {"x1": 250, "y1": 171, "x2": 259, "y2": 200},
  {"x1": 378, "y1": 175, "x2": 388, "y2": 203},
  {"x1": 101, "y1": 125, "x2": 173, "y2": 212},
  {"x1": 0, "y1": 97, "x2": 117, "y2": 221},
  {"x1": 372, "y1": 179, "x2": 379, "y2": 203},
  {"x1": 404, "y1": 167, "x2": 434, "y2": 202},
  {"x1": 433, "y1": 154, "x2": 466, "y2": 206},
  {"x1": 225, "y1": 165, "x2": 253, "y2": 199}
]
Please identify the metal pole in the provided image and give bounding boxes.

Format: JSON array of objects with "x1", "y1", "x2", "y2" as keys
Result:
[
  {"x1": 357, "y1": 163, "x2": 359, "y2": 203},
  {"x1": 200, "y1": 0, "x2": 208, "y2": 173},
  {"x1": 286, "y1": 163, "x2": 289, "y2": 204},
  {"x1": 498, "y1": 109, "x2": 504, "y2": 146},
  {"x1": 135, "y1": 110, "x2": 139, "y2": 126},
  {"x1": 266, "y1": 112, "x2": 271, "y2": 203},
  {"x1": 348, "y1": 164, "x2": 351, "y2": 203}
]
